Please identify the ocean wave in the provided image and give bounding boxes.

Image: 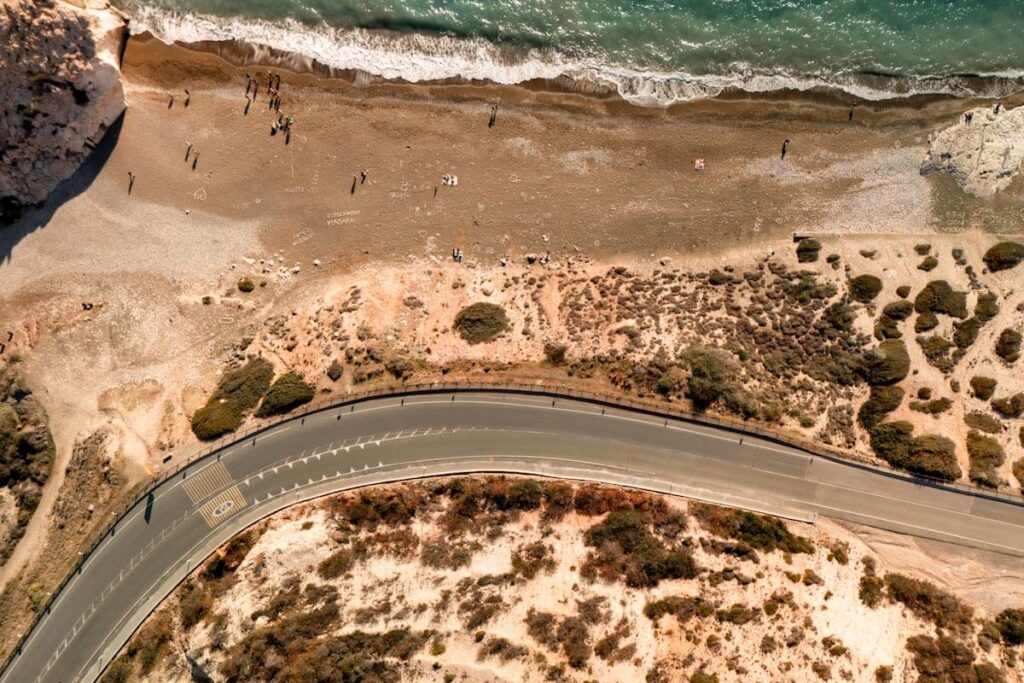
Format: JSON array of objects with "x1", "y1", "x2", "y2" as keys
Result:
[{"x1": 126, "y1": 5, "x2": 1024, "y2": 106}]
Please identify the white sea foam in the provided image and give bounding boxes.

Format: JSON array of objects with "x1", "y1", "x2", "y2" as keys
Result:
[{"x1": 128, "y1": 5, "x2": 1024, "y2": 106}]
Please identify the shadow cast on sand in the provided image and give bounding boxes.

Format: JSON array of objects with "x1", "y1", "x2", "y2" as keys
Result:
[{"x1": 0, "y1": 112, "x2": 123, "y2": 267}]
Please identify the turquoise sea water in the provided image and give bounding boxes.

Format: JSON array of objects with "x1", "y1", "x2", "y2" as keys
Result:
[{"x1": 117, "y1": 0, "x2": 1024, "y2": 104}]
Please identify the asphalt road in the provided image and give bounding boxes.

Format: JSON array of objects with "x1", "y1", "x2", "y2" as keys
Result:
[{"x1": 3, "y1": 391, "x2": 1023, "y2": 683}]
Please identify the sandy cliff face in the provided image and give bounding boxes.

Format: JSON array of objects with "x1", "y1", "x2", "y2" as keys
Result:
[{"x1": 0, "y1": 0, "x2": 126, "y2": 223}]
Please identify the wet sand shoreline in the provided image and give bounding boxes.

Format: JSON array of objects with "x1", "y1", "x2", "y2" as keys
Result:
[{"x1": 128, "y1": 32, "x2": 1024, "y2": 126}]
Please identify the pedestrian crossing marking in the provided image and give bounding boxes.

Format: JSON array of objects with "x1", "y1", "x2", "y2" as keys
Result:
[
  {"x1": 198, "y1": 486, "x2": 248, "y2": 527},
  {"x1": 182, "y1": 461, "x2": 232, "y2": 503}
]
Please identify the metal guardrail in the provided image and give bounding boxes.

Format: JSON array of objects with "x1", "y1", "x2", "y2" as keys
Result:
[{"x1": 2, "y1": 379, "x2": 1022, "y2": 676}]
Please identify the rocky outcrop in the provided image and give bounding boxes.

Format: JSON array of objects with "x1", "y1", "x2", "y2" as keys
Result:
[
  {"x1": 921, "y1": 105, "x2": 1024, "y2": 198},
  {"x1": 0, "y1": 0, "x2": 127, "y2": 224}
]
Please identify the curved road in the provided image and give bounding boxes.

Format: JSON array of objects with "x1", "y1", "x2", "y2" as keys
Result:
[{"x1": 3, "y1": 391, "x2": 1023, "y2": 683}]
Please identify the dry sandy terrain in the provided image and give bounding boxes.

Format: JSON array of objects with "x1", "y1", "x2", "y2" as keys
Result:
[{"x1": 108, "y1": 478, "x2": 1024, "y2": 683}]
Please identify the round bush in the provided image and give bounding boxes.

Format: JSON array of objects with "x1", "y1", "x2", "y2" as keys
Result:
[
  {"x1": 190, "y1": 401, "x2": 243, "y2": 441},
  {"x1": 860, "y1": 340, "x2": 910, "y2": 386},
  {"x1": 453, "y1": 302, "x2": 510, "y2": 344},
  {"x1": 970, "y1": 376, "x2": 997, "y2": 400},
  {"x1": 983, "y1": 242, "x2": 1024, "y2": 272},
  {"x1": 882, "y1": 300, "x2": 913, "y2": 321},
  {"x1": 237, "y1": 277, "x2": 256, "y2": 293},
  {"x1": 796, "y1": 238, "x2": 821, "y2": 263},
  {"x1": 914, "y1": 281, "x2": 967, "y2": 319},
  {"x1": 995, "y1": 328, "x2": 1022, "y2": 363},
  {"x1": 848, "y1": 274, "x2": 883, "y2": 303},
  {"x1": 256, "y1": 372, "x2": 314, "y2": 417}
]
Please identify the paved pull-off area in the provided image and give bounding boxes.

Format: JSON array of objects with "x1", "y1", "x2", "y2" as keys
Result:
[{"x1": 3, "y1": 392, "x2": 1022, "y2": 683}]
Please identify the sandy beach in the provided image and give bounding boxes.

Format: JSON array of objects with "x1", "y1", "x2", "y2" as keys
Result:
[{"x1": 11, "y1": 37, "x2": 1024, "y2": 288}]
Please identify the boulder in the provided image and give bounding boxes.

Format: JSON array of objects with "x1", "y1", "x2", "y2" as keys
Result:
[{"x1": 921, "y1": 105, "x2": 1024, "y2": 198}]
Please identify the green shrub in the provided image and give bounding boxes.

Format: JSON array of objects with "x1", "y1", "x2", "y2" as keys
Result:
[
  {"x1": 1015, "y1": 459, "x2": 1024, "y2": 489},
  {"x1": 896, "y1": 285, "x2": 912, "y2": 298},
  {"x1": 690, "y1": 672, "x2": 719, "y2": 683},
  {"x1": 917, "y1": 255, "x2": 938, "y2": 271},
  {"x1": 582, "y1": 509, "x2": 699, "y2": 588},
  {"x1": 716, "y1": 603, "x2": 756, "y2": 624},
  {"x1": 644, "y1": 596, "x2": 714, "y2": 623},
  {"x1": 785, "y1": 271, "x2": 837, "y2": 302},
  {"x1": 914, "y1": 281, "x2": 968, "y2": 319},
  {"x1": 708, "y1": 270, "x2": 731, "y2": 285},
  {"x1": 655, "y1": 374, "x2": 678, "y2": 395},
  {"x1": 256, "y1": 372, "x2": 314, "y2": 417},
  {"x1": 882, "y1": 300, "x2": 914, "y2": 321},
  {"x1": 859, "y1": 574, "x2": 884, "y2": 608},
  {"x1": 918, "y1": 334, "x2": 956, "y2": 372},
  {"x1": 992, "y1": 392, "x2": 1024, "y2": 418},
  {"x1": 970, "y1": 376, "x2": 997, "y2": 400},
  {"x1": 996, "y1": 608, "x2": 1024, "y2": 645},
  {"x1": 964, "y1": 411, "x2": 1001, "y2": 434},
  {"x1": 690, "y1": 502, "x2": 813, "y2": 554},
  {"x1": 796, "y1": 238, "x2": 822, "y2": 263},
  {"x1": 966, "y1": 430, "x2": 1005, "y2": 489},
  {"x1": 874, "y1": 315, "x2": 901, "y2": 340},
  {"x1": 983, "y1": 241, "x2": 1024, "y2": 272},
  {"x1": 860, "y1": 340, "x2": 910, "y2": 386},
  {"x1": 212, "y1": 358, "x2": 273, "y2": 410},
  {"x1": 99, "y1": 658, "x2": 133, "y2": 683},
  {"x1": 869, "y1": 423, "x2": 961, "y2": 481},
  {"x1": 909, "y1": 397, "x2": 951, "y2": 415},
  {"x1": 914, "y1": 312, "x2": 939, "y2": 332},
  {"x1": 679, "y1": 346, "x2": 734, "y2": 408},
  {"x1": 975, "y1": 292, "x2": 999, "y2": 321},
  {"x1": 995, "y1": 328, "x2": 1022, "y2": 363},
  {"x1": 127, "y1": 611, "x2": 174, "y2": 673},
  {"x1": 326, "y1": 360, "x2": 344, "y2": 382},
  {"x1": 237, "y1": 277, "x2": 255, "y2": 293},
  {"x1": 556, "y1": 616, "x2": 591, "y2": 669},
  {"x1": 849, "y1": 274, "x2": 883, "y2": 303},
  {"x1": 543, "y1": 343, "x2": 568, "y2": 365},
  {"x1": 318, "y1": 550, "x2": 354, "y2": 579},
  {"x1": 885, "y1": 573, "x2": 973, "y2": 630},
  {"x1": 191, "y1": 400, "x2": 244, "y2": 441},
  {"x1": 857, "y1": 386, "x2": 904, "y2": 430},
  {"x1": 905, "y1": 634, "x2": 981, "y2": 682},
  {"x1": 952, "y1": 317, "x2": 982, "y2": 349},
  {"x1": 178, "y1": 581, "x2": 212, "y2": 629},
  {"x1": 453, "y1": 302, "x2": 510, "y2": 344}
]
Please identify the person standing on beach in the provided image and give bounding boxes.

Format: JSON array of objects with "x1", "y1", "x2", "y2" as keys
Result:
[
  {"x1": 192, "y1": 152, "x2": 199, "y2": 171},
  {"x1": 185, "y1": 142, "x2": 192, "y2": 161},
  {"x1": 780, "y1": 138, "x2": 789, "y2": 160},
  {"x1": 848, "y1": 105, "x2": 855, "y2": 122},
  {"x1": 244, "y1": 96, "x2": 251, "y2": 116},
  {"x1": 360, "y1": 170, "x2": 368, "y2": 184},
  {"x1": 488, "y1": 103, "x2": 498, "y2": 128},
  {"x1": 127, "y1": 171, "x2": 135, "y2": 194},
  {"x1": 245, "y1": 73, "x2": 252, "y2": 95},
  {"x1": 351, "y1": 176, "x2": 357, "y2": 195},
  {"x1": 184, "y1": 89, "x2": 190, "y2": 107},
  {"x1": 965, "y1": 112, "x2": 973, "y2": 124},
  {"x1": 168, "y1": 94, "x2": 174, "y2": 109}
]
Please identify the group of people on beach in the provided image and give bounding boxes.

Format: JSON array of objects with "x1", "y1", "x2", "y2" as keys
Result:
[{"x1": 244, "y1": 72, "x2": 296, "y2": 143}]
